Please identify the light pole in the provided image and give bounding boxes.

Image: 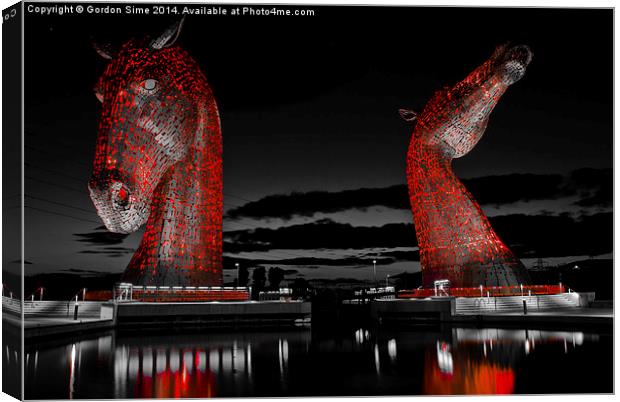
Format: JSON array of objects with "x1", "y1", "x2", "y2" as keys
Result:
[
  {"x1": 386, "y1": 274, "x2": 390, "y2": 288},
  {"x1": 235, "y1": 263, "x2": 240, "y2": 287},
  {"x1": 372, "y1": 260, "x2": 377, "y2": 287}
]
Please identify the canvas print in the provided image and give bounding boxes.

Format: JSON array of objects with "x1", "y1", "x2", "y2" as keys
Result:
[{"x1": 2, "y1": 1, "x2": 614, "y2": 399}]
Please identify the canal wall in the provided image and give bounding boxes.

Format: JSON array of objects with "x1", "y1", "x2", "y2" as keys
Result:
[
  {"x1": 370, "y1": 298, "x2": 455, "y2": 323},
  {"x1": 109, "y1": 300, "x2": 312, "y2": 328}
]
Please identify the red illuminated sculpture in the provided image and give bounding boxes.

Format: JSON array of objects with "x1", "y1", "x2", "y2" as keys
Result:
[
  {"x1": 402, "y1": 44, "x2": 532, "y2": 288},
  {"x1": 89, "y1": 18, "x2": 223, "y2": 286}
]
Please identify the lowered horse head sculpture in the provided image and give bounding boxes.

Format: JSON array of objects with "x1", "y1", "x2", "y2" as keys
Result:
[
  {"x1": 89, "y1": 18, "x2": 223, "y2": 286},
  {"x1": 403, "y1": 44, "x2": 532, "y2": 288}
]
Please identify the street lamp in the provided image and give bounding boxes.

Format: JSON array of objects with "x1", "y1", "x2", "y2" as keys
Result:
[
  {"x1": 235, "y1": 263, "x2": 240, "y2": 287},
  {"x1": 372, "y1": 260, "x2": 377, "y2": 287},
  {"x1": 386, "y1": 274, "x2": 390, "y2": 288}
]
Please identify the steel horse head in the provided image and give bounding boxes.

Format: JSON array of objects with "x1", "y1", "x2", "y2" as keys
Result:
[{"x1": 89, "y1": 18, "x2": 223, "y2": 286}]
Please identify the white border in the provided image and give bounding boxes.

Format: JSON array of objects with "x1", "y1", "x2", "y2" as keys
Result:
[{"x1": 0, "y1": 1, "x2": 616, "y2": 402}]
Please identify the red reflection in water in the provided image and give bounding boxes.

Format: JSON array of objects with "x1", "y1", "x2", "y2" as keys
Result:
[
  {"x1": 424, "y1": 350, "x2": 515, "y2": 395},
  {"x1": 135, "y1": 349, "x2": 217, "y2": 398}
]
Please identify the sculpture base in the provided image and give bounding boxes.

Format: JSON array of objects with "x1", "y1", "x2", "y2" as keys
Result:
[{"x1": 422, "y1": 259, "x2": 531, "y2": 288}]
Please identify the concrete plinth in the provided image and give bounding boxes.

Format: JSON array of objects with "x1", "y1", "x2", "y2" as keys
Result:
[
  {"x1": 370, "y1": 297, "x2": 456, "y2": 323},
  {"x1": 109, "y1": 300, "x2": 312, "y2": 328}
]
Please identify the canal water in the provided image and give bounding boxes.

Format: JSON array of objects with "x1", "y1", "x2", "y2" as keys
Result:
[{"x1": 14, "y1": 325, "x2": 613, "y2": 398}]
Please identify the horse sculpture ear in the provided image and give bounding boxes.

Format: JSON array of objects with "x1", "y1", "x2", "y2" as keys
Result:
[
  {"x1": 92, "y1": 40, "x2": 115, "y2": 60},
  {"x1": 150, "y1": 16, "x2": 186, "y2": 50},
  {"x1": 399, "y1": 109, "x2": 418, "y2": 122}
]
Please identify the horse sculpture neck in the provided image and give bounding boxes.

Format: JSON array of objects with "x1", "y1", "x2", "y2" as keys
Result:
[
  {"x1": 405, "y1": 44, "x2": 534, "y2": 288},
  {"x1": 122, "y1": 93, "x2": 223, "y2": 286},
  {"x1": 407, "y1": 141, "x2": 528, "y2": 288}
]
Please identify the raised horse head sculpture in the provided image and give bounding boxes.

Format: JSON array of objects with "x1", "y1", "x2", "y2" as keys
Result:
[
  {"x1": 88, "y1": 18, "x2": 223, "y2": 286},
  {"x1": 403, "y1": 44, "x2": 533, "y2": 288}
]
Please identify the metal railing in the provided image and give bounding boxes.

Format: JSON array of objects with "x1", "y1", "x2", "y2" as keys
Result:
[
  {"x1": 398, "y1": 284, "x2": 567, "y2": 299},
  {"x1": 113, "y1": 283, "x2": 251, "y2": 302}
]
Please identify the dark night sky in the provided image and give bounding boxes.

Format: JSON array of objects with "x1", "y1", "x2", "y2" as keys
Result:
[{"x1": 17, "y1": 4, "x2": 612, "y2": 284}]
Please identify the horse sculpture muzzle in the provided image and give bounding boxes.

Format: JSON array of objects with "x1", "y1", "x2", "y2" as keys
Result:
[
  {"x1": 497, "y1": 44, "x2": 532, "y2": 85},
  {"x1": 88, "y1": 170, "x2": 145, "y2": 234}
]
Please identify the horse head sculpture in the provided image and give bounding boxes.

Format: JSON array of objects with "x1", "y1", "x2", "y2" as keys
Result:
[
  {"x1": 89, "y1": 18, "x2": 223, "y2": 286},
  {"x1": 403, "y1": 44, "x2": 532, "y2": 288}
]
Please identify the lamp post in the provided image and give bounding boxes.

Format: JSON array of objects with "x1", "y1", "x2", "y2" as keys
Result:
[
  {"x1": 235, "y1": 263, "x2": 240, "y2": 287},
  {"x1": 386, "y1": 274, "x2": 390, "y2": 288},
  {"x1": 372, "y1": 260, "x2": 377, "y2": 287}
]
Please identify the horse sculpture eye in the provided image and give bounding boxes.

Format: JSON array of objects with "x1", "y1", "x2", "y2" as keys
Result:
[{"x1": 139, "y1": 78, "x2": 159, "y2": 93}]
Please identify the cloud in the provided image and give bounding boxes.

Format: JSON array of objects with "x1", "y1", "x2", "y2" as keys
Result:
[
  {"x1": 567, "y1": 168, "x2": 612, "y2": 207},
  {"x1": 226, "y1": 185, "x2": 409, "y2": 220},
  {"x1": 224, "y1": 255, "x2": 396, "y2": 267},
  {"x1": 225, "y1": 168, "x2": 611, "y2": 220},
  {"x1": 461, "y1": 173, "x2": 565, "y2": 205},
  {"x1": 78, "y1": 246, "x2": 135, "y2": 258},
  {"x1": 74, "y1": 227, "x2": 132, "y2": 257},
  {"x1": 492, "y1": 212, "x2": 612, "y2": 258},
  {"x1": 224, "y1": 219, "x2": 416, "y2": 251},
  {"x1": 223, "y1": 212, "x2": 612, "y2": 261},
  {"x1": 73, "y1": 231, "x2": 129, "y2": 245},
  {"x1": 60, "y1": 268, "x2": 111, "y2": 275}
]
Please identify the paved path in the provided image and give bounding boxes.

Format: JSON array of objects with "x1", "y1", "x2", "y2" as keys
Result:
[
  {"x1": 452, "y1": 308, "x2": 612, "y2": 328},
  {"x1": 4, "y1": 313, "x2": 114, "y2": 339},
  {"x1": 457, "y1": 307, "x2": 613, "y2": 317}
]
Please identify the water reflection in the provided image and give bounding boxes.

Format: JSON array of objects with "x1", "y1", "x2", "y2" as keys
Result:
[
  {"x1": 3, "y1": 330, "x2": 22, "y2": 399},
  {"x1": 421, "y1": 328, "x2": 599, "y2": 395},
  {"x1": 24, "y1": 326, "x2": 610, "y2": 398},
  {"x1": 25, "y1": 330, "x2": 312, "y2": 399}
]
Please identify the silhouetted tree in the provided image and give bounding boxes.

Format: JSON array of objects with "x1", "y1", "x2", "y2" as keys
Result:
[
  {"x1": 238, "y1": 265, "x2": 250, "y2": 287},
  {"x1": 267, "y1": 267, "x2": 285, "y2": 290},
  {"x1": 251, "y1": 267, "x2": 266, "y2": 299},
  {"x1": 291, "y1": 277, "x2": 310, "y2": 299}
]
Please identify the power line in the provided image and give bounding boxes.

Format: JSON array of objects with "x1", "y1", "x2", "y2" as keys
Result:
[
  {"x1": 25, "y1": 195, "x2": 98, "y2": 216},
  {"x1": 22, "y1": 148, "x2": 364, "y2": 261},
  {"x1": 25, "y1": 131, "x2": 92, "y2": 154},
  {"x1": 24, "y1": 203, "x2": 317, "y2": 263},
  {"x1": 24, "y1": 178, "x2": 360, "y2": 261},
  {"x1": 26, "y1": 160, "x2": 258, "y2": 209},
  {"x1": 24, "y1": 193, "x2": 332, "y2": 262},
  {"x1": 25, "y1": 206, "x2": 102, "y2": 225},
  {"x1": 25, "y1": 176, "x2": 88, "y2": 195},
  {"x1": 25, "y1": 163, "x2": 86, "y2": 183},
  {"x1": 25, "y1": 145, "x2": 91, "y2": 167}
]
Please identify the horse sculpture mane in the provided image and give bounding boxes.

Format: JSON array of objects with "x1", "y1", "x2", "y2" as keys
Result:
[
  {"x1": 88, "y1": 19, "x2": 223, "y2": 286},
  {"x1": 403, "y1": 44, "x2": 533, "y2": 288}
]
